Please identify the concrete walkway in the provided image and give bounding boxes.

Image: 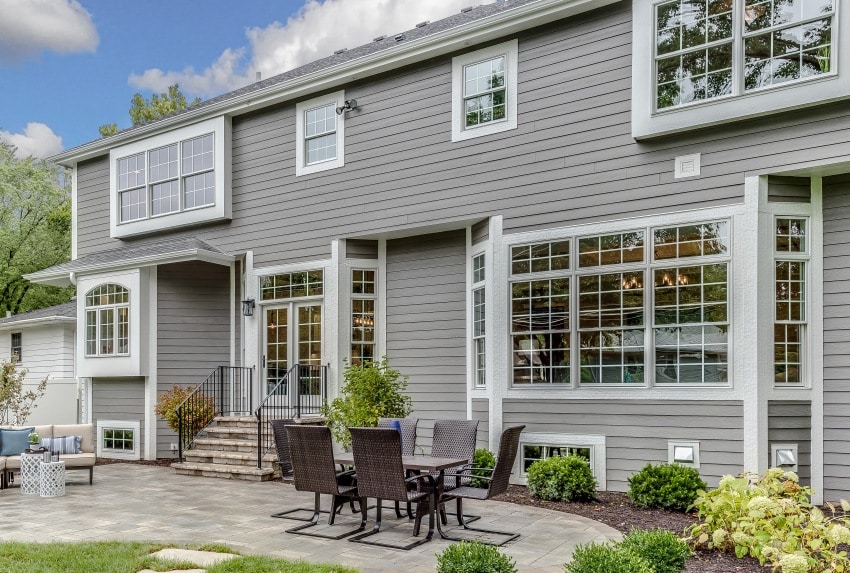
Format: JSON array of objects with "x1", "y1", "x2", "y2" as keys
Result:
[{"x1": 0, "y1": 464, "x2": 619, "y2": 572}]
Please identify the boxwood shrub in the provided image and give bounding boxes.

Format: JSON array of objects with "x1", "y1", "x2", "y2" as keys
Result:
[
  {"x1": 436, "y1": 540, "x2": 517, "y2": 573},
  {"x1": 527, "y1": 455, "x2": 597, "y2": 502},
  {"x1": 619, "y1": 529, "x2": 691, "y2": 573},
  {"x1": 627, "y1": 463, "x2": 706, "y2": 511},
  {"x1": 563, "y1": 542, "x2": 653, "y2": 573}
]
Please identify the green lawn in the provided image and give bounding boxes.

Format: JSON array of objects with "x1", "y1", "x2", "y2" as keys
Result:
[{"x1": 0, "y1": 542, "x2": 357, "y2": 573}]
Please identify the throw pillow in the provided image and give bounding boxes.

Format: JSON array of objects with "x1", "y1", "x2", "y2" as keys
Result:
[
  {"x1": 0, "y1": 427, "x2": 36, "y2": 456},
  {"x1": 40, "y1": 435, "x2": 81, "y2": 455}
]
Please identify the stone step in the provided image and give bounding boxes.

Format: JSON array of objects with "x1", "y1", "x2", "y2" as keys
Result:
[
  {"x1": 192, "y1": 437, "x2": 260, "y2": 454},
  {"x1": 171, "y1": 461, "x2": 275, "y2": 482},
  {"x1": 184, "y1": 450, "x2": 276, "y2": 467},
  {"x1": 213, "y1": 416, "x2": 258, "y2": 429},
  {"x1": 204, "y1": 426, "x2": 259, "y2": 440}
]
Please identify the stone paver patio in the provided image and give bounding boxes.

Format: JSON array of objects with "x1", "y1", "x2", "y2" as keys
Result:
[{"x1": 0, "y1": 463, "x2": 619, "y2": 572}]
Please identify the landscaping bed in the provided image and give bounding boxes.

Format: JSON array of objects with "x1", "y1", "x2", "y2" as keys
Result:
[{"x1": 495, "y1": 486, "x2": 766, "y2": 573}]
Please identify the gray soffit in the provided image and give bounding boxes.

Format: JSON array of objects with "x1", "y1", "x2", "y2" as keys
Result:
[
  {"x1": 0, "y1": 301, "x2": 76, "y2": 329},
  {"x1": 24, "y1": 237, "x2": 234, "y2": 287},
  {"x1": 50, "y1": 0, "x2": 618, "y2": 165}
]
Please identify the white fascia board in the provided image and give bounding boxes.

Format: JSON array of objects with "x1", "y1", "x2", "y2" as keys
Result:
[
  {"x1": 0, "y1": 317, "x2": 76, "y2": 331},
  {"x1": 24, "y1": 249, "x2": 235, "y2": 285},
  {"x1": 49, "y1": 0, "x2": 619, "y2": 166}
]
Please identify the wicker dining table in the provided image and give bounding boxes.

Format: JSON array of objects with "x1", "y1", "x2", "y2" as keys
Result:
[{"x1": 333, "y1": 452, "x2": 469, "y2": 539}]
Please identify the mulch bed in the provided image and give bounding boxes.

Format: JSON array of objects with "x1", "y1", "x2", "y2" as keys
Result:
[{"x1": 494, "y1": 486, "x2": 767, "y2": 572}]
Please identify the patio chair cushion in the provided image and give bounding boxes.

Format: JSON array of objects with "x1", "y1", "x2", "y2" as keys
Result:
[{"x1": 0, "y1": 427, "x2": 34, "y2": 456}]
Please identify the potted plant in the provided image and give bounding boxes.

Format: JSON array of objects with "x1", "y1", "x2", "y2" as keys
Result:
[{"x1": 26, "y1": 430, "x2": 42, "y2": 452}]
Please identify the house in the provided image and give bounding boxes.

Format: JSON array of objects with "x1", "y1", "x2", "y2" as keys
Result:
[
  {"x1": 0, "y1": 302, "x2": 78, "y2": 425},
  {"x1": 25, "y1": 0, "x2": 850, "y2": 502}
]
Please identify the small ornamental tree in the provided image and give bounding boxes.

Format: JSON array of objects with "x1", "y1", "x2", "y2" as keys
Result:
[
  {"x1": 322, "y1": 357, "x2": 412, "y2": 449},
  {"x1": 0, "y1": 359, "x2": 48, "y2": 426},
  {"x1": 155, "y1": 385, "x2": 215, "y2": 445}
]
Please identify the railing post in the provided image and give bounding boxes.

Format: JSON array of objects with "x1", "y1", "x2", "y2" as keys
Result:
[
  {"x1": 296, "y1": 364, "x2": 301, "y2": 419},
  {"x1": 178, "y1": 407, "x2": 184, "y2": 463},
  {"x1": 256, "y1": 405, "x2": 263, "y2": 469}
]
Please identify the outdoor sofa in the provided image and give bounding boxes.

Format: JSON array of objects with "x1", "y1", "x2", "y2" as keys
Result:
[{"x1": 0, "y1": 423, "x2": 96, "y2": 489}]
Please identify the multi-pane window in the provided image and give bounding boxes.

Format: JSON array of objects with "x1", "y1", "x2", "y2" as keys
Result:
[
  {"x1": 304, "y1": 104, "x2": 337, "y2": 165},
  {"x1": 522, "y1": 444, "x2": 592, "y2": 473},
  {"x1": 464, "y1": 56, "x2": 506, "y2": 128},
  {"x1": 351, "y1": 269, "x2": 376, "y2": 366},
  {"x1": 655, "y1": 0, "x2": 834, "y2": 110},
  {"x1": 579, "y1": 232, "x2": 645, "y2": 267},
  {"x1": 10, "y1": 332, "x2": 21, "y2": 362},
  {"x1": 116, "y1": 133, "x2": 215, "y2": 223},
  {"x1": 102, "y1": 428, "x2": 134, "y2": 452},
  {"x1": 260, "y1": 271, "x2": 324, "y2": 300},
  {"x1": 85, "y1": 284, "x2": 130, "y2": 356},
  {"x1": 472, "y1": 254, "x2": 485, "y2": 387},
  {"x1": 775, "y1": 218, "x2": 807, "y2": 385}
]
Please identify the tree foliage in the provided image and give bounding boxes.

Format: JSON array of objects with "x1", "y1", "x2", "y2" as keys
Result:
[
  {"x1": 0, "y1": 141, "x2": 73, "y2": 315},
  {"x1": 99, "y1": 83, "x2": 201, "y2": 137},
  {"x1": 0, "y1": 359, "x2": 48, "y2": 426}
]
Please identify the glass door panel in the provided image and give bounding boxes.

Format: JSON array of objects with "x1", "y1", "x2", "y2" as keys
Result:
[
  {"x1": 297, "y1": 304, "x2": 322, "y2": 397},
  {"x1": 265, "y1": 307, "x2": 288, "y2": 395}
]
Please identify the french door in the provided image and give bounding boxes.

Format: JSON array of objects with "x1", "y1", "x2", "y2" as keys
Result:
[{"x1": 263, "y1": 302, "x2": 323, "y2": 405}]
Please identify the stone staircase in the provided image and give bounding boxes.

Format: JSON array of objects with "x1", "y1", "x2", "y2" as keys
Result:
[{"x1": 171, "y1": 416, "x2": 277, "y2": 481}]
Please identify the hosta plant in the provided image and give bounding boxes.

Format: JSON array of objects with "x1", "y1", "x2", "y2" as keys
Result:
[{"x1": 688, "y1": 468, "x2": 850, "y2": 572}]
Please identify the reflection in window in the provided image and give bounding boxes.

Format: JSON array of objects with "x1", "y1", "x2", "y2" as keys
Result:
[
  {"x1": 261, "y1": 270, "x2": 324, "y2": 300},
  {"x1": 522, "y1": 444, "x2": 592, "y2": 473},
  {"x1": 85, "y1": 284, "x2": 130, "y2": 356},
  {"x1": 464, "y1": 56, "x2": 506, "y2": 128},
  {"x1": 351, "y1": 269, "x2": 376, "y2": 366},
  {"x1": 511, "y1": 241, "x2": 570, "y2": 274},
  {"x1": 775, "y1": 260, "x2": 805, "y2": 384},
  {"x1": 511, "y1": 279, "x2": 570, "y2": 384},
  {"x1": 579, "y1": 232, "x2": 644, "y2": 267},
  {"x1": 776, "y1": 218, "x2": 806, "y2": 252},
  {"x1": 654, "y1": 221, "x2": 729, "y2": 259},
  {"x1": 472, "y1": 254, "x2": 485, "y2": 387}
]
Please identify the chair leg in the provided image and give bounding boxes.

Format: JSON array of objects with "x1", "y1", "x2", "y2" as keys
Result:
[
  {"x1": 350, "y1": 498, "x2": 433, "y2": 550},
  {"x1": 286, "y1": 492, "x2": 365, "y2": 540}
]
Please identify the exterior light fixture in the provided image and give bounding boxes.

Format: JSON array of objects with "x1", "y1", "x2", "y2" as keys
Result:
[
  {"x1": 335, "y1": 99, "x2": 358, "y2": 115},
  {"x1": 241, "y1": 298, "x2": 256, "y2": 317}
]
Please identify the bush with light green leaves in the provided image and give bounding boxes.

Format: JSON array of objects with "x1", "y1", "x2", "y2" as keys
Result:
[
  {"x1": 688, "y1": 468, "x2": 850, "y2": 572},
  {"x1": 527, "y1": 454, "x2": 597, "y2": 502}
]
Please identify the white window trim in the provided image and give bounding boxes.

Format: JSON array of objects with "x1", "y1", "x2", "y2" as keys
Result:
[
  {"x1": 632, "y1": 0, "x2": 850, "y2": 139},
  {"x1": 96, "y1": 419, "x2": 141, "y2": 460},
  {"x1": 295, "y1": 90, "x2": 346, "y2": 176},
  {"x1": 668, "y1": 440, "x2": 700, "y2": 468},
  {"x1": 109, "y1": 116, "x2": 231, "y2": 238},
  {"x1": 350, "y1": 266, "x2": 378, "y2": 365},
  {"x1": 470, "y1": 251, "x2": 487, "y2": 389},
  {"x1": 451, "y1": 39, "x2": 519, "y2": 143},
  {"x1": 773, "y1": 215, "x2": 810, "y2": 388},
  {"x1": 84, "y1": 284, "x2": 130, "y2": 358},
  {"x1": 517, "y1": 432, "x2": 607, "y2": 490}
]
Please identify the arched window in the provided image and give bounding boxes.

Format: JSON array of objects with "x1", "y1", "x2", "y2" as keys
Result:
[{"x1": 85, "y1": 284, "x2": 130, "y2": 356}]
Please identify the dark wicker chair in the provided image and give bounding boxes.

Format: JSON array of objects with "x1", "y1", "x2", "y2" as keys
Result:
[
  {"x1": 435, "y1": 425, "x2": 526, "y2": 546},
  {"x1": 430, "y1": 419, "x2": 479, "y2": 525},
  {"x1": 282, "y1": 424, "x2": 367, "y2": 539},
  {"x1": 270, "y1": 419, "x2": 319, "y2": 521},
  {"x1": 348, "y1": 427, "x2": 437, "y2": 550},
  {"x1": 377, "y1": 417, "x2": 418, "y2": 517}
]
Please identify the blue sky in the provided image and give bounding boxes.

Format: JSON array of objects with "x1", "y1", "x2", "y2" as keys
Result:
[{"x1": 0, "y1": 0, "x2": 483, "y2": 159}]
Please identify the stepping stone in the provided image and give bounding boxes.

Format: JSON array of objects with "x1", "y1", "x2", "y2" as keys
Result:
[{"x1": 149, "y1": 547, "x2": 238, "y2": 567}]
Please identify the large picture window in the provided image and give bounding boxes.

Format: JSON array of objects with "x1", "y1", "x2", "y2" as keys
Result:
[{"x1": 85, "y1": 284, "x2": 130, "y2": 357}]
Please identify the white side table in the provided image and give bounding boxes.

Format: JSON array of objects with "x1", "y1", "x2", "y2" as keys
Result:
[
  {"x1": 39, "y1": 461, "x2": 65, "y2": 498},
  {"x1": 20, "y1": 452, "x2": 43, "y2": 495}
]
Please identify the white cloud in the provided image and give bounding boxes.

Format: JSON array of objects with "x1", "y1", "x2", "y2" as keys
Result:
[
  {"x1": 0, "y1": 123, "x2": 64, "y2": 159},
  {"x1": 129, "y1": 0, "x2": 490, "y2": 98},
  {"x1": 0, "y1": 0, "x2": 98, "y2": 62}
]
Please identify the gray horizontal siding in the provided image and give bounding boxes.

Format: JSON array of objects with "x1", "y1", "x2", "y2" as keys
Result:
[
  {"x1": 471, "y1": 398, "x2": 489, "y2": 450},
  {"x1": 767, "y1": 401, "x2": 811, "y2": 483},
  {"x1": 91, "y1": 378, "x2": 145, "y2": 456},
  {"x1": 75, "y1": 3, "x2": 850, "y2": 268},
  {"x1": 767, "y1": 176, "x2": 811, "y2": 203},
  {"x1": 386, "y1": 230, "x2": 467, "y2": 450},
  {"x1": 822, "y1": 175, "x2": 850, "y2": 501},
  {"x1": 502, "y1": 399, "x2": 744, "y2": 491},
  {"x1": 471, "y1": 219, "x2": 489, "y2": 246},
  {"x1": 346, "y1": 239, "x2": 379, "y2": 259},
  {"x1": 156, "y1": 261, "x2": 231, "y2": 457}
]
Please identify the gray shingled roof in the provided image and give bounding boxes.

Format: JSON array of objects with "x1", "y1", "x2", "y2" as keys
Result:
[
  {"x1": 0, "y1": 301, "x2": 76, "y2": 326},
  {"x1": 83, "y1": 0, "x2": 538, "y2": 145},
  {"x1": 27, "y1": 236, "x2": 227, "y2": 279}
]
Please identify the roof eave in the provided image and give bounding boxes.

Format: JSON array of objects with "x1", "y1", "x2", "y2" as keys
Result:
[
  {"x1": 49, "y1": 0, "x2": 618, "y2": 166},
  {"x1": 24, "y1": 248, "x2": 235, "y2": 285},
  {"x1": 0, "y1": 316, "x2": 76, "y2": 330}
]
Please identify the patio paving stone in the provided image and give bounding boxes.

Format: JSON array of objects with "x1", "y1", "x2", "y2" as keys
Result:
[{"x1": 0, "y1": 463, "x2": 619, "y2": 572}]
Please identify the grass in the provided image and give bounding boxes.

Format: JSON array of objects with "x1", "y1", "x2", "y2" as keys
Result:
[{"x1": 0, "y1": 541, "x2": 357, "y2": 573}]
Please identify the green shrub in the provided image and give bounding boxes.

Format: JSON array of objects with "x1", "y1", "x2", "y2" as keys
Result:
[
  {"x1": 321, "y1": 356, "x2": 412, "y2": 449},
  {"x1": 689, "y1": 468, "x2": 850, "y2": 572},
  {"x1": 527, "y1": 455, "x2": 597, "y2": 502},
  {"x1": 563, "y1": 542, "x2": 653, "y2": 573},
  {"x1": 155, "y1": 385, "x2": 215, "y2": 443},
  {"x1": 436, "y1": 540, "x2": 517, "y2": 573},
  {"x1": 470, "y1": 448, "x2": 496, "y2": 488},
  {"x1": 620, "y1": 529, "x2": 691, "y2": 573},
  {"x1": 627, "y1": 463, "x2": 706, "y2": 511}
]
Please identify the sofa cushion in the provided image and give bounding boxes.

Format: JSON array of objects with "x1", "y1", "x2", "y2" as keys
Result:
[
  {"x1": 40, "y1": 436, "x2": 81, "y2": 455},
  {"x1": 0, "y1": 427, "x2": 34, "y2": 456},
  {"x1": 53, "y1": 424, "x2": 94, "y2": 454},
  {"x1": 59, "y1": 453, "x2": 96, "y2": 468}
]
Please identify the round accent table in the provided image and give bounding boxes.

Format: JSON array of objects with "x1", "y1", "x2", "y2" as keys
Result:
[
  {"x1": 39, "y1": 461, "x2": 65, "y2": 498},
  {"x1": 19, "y1": 452, "x2": 43, "y2": 495}
]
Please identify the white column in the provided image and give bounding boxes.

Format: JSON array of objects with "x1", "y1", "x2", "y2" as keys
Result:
[
  {"x1": 145, "y1": 266, "x2": 158, "y2": 460},
  {"x1": 809, "y1": 177, "x2": 825, "y2": 504},
  {"x1": 488, "y1": 215, "x2": 506, "y2": 452}
]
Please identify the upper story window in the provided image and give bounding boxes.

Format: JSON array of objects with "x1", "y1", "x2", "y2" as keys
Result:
[
  {"x1": 10, "y1": 332, "x2": 21, "y2": 363},
  {"x1": 295, "y1": 91, "x2": 346, "y2": 176},
  {"x1": 452, "y1": 39, "x2": 518, "y2": 142},
  {"x1": 632, "y1": 0, "x2": 847, "y2": 138},
  {"x1": 109, "y1": 116, "x2": 230, "y2": 238},
  {"x1": 85, "y1": 284, "x2": 130, "y2": 357}
]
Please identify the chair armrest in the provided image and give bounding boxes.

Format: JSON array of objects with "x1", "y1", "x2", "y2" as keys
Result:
[{"x1": 405, "y1": 473, "x2": 437, "y2": 489}]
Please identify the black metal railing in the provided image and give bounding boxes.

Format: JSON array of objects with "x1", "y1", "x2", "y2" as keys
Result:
[
  {"x1": 255, "y1": 363, "x2": 327, "y2": 468},
  {"x1": 176, "y1": 365, "x2": 253, "y2": 462}
]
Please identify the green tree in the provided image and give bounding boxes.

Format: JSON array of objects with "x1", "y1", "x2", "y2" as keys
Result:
[
  {"x1": 99, "y1": 83, "x2": 201, "y2": 137},
  {"x1": 0, "y1": 359, "x2": 48, "y2": 425},
  {"x1": 0, "y1": 141, "x2": 73, "y2": 315}
]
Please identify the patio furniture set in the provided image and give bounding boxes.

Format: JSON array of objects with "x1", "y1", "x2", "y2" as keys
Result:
[
  {"x1": 0, "y1": 423, "x2": 96, "y2": 491},
  {"x1": 270, "y1": 417, "x2": 525, "y2": 550}
]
